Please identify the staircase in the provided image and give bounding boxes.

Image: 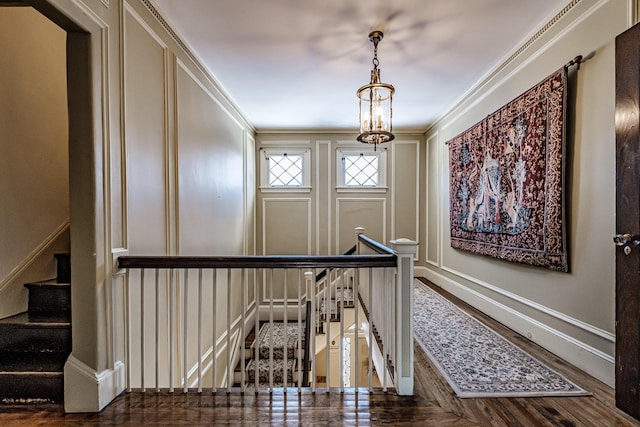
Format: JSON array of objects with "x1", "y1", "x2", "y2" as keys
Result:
[
  {"x1": 234, "y1": 321, "x2": 304, "y2": 387},
  {"x1": 233, "y1": 278, "x2": 355, "y2": 389},
  {"x1": 0, "y1": 253, "x2": 71, "y2": 403}
]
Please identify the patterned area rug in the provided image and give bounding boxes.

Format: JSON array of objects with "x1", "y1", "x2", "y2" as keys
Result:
[{"x1": 414, "y1": 280, "x2": 589, "y2": 398}]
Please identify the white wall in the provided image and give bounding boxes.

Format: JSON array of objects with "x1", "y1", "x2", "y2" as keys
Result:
[
  {"x1": 256, "y1": 134, "x2": 422, "y2": 252},
  {"x1": 118, "y1": 1, "x2": 256, "y2": 390},
  {"x1": 420, "y1": 0, "x2": 633, "y2": 386},
  {"x1": 0, "y1": 7, "x2": 69, "y2": 319}
]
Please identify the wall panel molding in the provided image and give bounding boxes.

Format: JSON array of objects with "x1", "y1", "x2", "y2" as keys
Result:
[
  {"x1": 425, "y1": 133, "x2": 440, "y2": 268},
  {"x1": 316, "y1": 140, "x2": 331, "y2": 255},
  {"x1": 439, "y1": 264, "x2": 614, "y2": 343},
  {"x1": 335, "y1": 198, "x2": 387, "y2": 253},
  {"x1": 391, "y1": 140, "x2": 420, "y2": 260},
  {"x1": 175, "y1": 59, "x2": 244, "y2": 129},
  {"x1": 628, "y1": 0, "x2": 639, "y2": 26},
  {"x1": 122, "y1": 2, "x2": 171, "y2": 256},
  {"x1": 136, "y1": 0, "x2": 253, "y2": 131},
  {"x1": 261, "y1": 198, "x2": 312, "y2": 256},
  {"x1": 244, "y1": 133, "x2": 256, "y2": 256}
]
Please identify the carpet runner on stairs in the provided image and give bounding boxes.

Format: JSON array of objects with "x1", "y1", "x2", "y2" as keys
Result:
[
  {"x1": 237, "y1": 322, "x2": 305, "y2": 388},
  {"x1": 0, "y1": 253, "x2": 71, "y2": 404},
  {"x1": 319, "y1": 289, "x2": 354, "y2": 323}
]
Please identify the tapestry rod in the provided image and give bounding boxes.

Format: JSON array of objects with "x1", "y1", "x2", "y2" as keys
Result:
[
  {"x1": 442, "y1": 55, "x2": 583, "y2": 145},
  {"x1": 564, "y1": 55, "x2": 583, "y2": 70}
]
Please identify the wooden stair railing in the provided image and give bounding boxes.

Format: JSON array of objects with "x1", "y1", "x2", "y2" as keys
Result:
[{"x1": 116, "y1": 231, "x2": 419, "y2": 394}]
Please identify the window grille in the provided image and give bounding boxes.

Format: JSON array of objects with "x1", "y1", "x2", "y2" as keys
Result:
[
  {"x1": 269, "y1": 154, "x2": 303, "y2": 187},
  {"x1": 344, "y1": 154, "x2": 379, "y2": 186}
]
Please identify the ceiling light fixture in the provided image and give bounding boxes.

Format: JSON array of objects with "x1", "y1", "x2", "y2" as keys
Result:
[{"x1": 357, "y1": 30, "x2": 395, "y2": 148}]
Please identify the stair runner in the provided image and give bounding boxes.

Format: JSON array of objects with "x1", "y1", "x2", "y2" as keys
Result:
[
  {"x1": 319, "y1": 288, "x2": 354, "y2": 323},
  {"x1": 0, "y1": 253, "x2": 71, "y2": 404},
  {"x1": 237, "y1": 284, "x2": 354, "y2": 388},
  {"x1": 243, "y1": 322, "x2": 304, "y2": 387}
]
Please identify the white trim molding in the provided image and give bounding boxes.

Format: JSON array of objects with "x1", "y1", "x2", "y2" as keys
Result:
[{"x1": 64, "y1": 355, "x2": 125, "y2": 413}]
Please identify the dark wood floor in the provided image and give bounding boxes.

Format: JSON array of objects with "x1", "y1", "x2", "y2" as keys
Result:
[{"x1": 1, "y1": 279, "x2": 638, "y2": 426}]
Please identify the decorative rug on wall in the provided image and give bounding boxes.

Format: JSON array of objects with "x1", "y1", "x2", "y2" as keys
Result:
[
  {"x1": 413, "y1": 280, "x2": 589, "y2": 398},
  {"x1": 446, "y1": 67, "x2": 569, "y2": 272}
]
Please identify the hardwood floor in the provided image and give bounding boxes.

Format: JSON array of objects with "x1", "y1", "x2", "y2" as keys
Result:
[{"x1": 1, "y1": 279, "x2": 637, "y2": 426}]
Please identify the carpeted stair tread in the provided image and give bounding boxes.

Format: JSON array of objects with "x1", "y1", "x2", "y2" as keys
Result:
[
  {"x1": 0, "y1": 372, "x2": 64, "y2": 403},
  {"x1": 0, "y1": 352, "x2": 67, "y2": 372},
  {"x1": 319, "y1": 289, "x2": 355, "y2": 318},
  {"x1": 24, "y1": 281, "x2": 71, "y2": 316},
  {"x1": 252, "y1": 322, "x2": 304, "y2": 360},
  {"x1": 246, "y1": 358, "x2": 297, "y2": 385},
  {"x1": 0, "y1": 311, "x2": 70, "y2": 326},
  {"x1": 0, "y1": 253, "x2": 71, "y2": 404}
]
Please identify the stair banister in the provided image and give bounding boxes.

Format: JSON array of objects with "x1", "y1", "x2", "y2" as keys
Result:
[{"x1": 116, "y1": 234, "x2": 406, "y2": 395}]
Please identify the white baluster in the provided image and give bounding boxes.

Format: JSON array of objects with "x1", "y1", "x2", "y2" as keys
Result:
[
  {"x1": 140, "y1": 269, "x2": 145, "y2": 392},
  {"x1": 197, "y1": 268, "x2": 203, "y2": 393},
  {"x1": 155, "y1": 268, "x2": 160, "y2": 392},
  {"x1": 212, "y1": 269, "x2": 217, "y2": 393},
  {"x1": 226, "y1": 269, "x2": 231, "y2": 392},
  {"x1": 183, "y1": 269, "x2": 188, "y2": 393}
]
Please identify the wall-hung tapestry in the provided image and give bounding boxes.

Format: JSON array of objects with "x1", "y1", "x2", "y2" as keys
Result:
[{"x1": 447, "y1": 67, "x2": 568, "y2": 272}]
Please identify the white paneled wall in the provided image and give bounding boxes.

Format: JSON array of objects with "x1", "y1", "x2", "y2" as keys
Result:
[{"x1": 256, "y1": 136, "x2": 422, "y2": 262}]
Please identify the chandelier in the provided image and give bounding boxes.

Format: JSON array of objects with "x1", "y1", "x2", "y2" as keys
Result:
[{"x1": 357, "y1": 31, "x2": 395, "y2": 147}]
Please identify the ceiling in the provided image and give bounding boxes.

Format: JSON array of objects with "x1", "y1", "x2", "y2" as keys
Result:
[{"x1": 151, "y1": 0, "x2": 568, "y2": 133}]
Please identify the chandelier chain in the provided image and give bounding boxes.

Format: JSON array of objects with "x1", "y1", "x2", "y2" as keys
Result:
[{"x1": 372, "y1": 43, "x2": 379, "y2": 69}]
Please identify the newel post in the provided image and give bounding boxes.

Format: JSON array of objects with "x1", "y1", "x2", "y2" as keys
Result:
[
  {"x1": 390, "y1": 238, "x2": 417, "y2": 395},
  {"x1": 354, "y1": 226, "x2": 365, "y2": 253}
]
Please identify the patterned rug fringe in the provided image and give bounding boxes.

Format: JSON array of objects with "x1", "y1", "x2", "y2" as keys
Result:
[{"x1": 414, "y1": 279, "x2": 590, "y2": 398}]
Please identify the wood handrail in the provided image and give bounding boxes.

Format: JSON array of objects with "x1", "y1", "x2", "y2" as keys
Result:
[
  {"x1": 314, "y1": 245, "x2": 357, "y2": 283},
  {"x1": 358, "y1": 234, "x2": 394, "y2": 255},
  {"x1": 118, "y1": 253, "x2": 396, "y2": 270}
]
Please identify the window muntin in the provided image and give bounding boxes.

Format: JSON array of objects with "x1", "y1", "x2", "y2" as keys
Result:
[
  {"x1": 343, "y1": 154, "x2": 379, "y2": 186},
  {"x1": 268, "y1": 154, "x2": 303, "y2": 187},
  {"x1": 336, "y1": 148, "x2": 387, "y2": 191},
  {"x1": 259, "y1": 148, "x2": 311, "y2": 192}
]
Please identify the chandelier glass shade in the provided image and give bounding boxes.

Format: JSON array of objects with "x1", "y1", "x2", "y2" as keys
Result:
[{"x1": 357, "y1": 31, "x2": 395, "y2": 146}]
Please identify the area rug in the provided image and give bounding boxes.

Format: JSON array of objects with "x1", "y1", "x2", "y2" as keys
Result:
[
  {"x1": 413, "y1": 280, "x2": 589, "y2": 398},
  {"x1": 446, "y1": 67, "x2": 569, "y2": 272}
]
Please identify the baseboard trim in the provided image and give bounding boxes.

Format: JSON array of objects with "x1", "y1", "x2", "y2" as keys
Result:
[
  {"x1": 414, "y1": 266, "x2": 615, "y2": 387},
  {"x1": 64, "y1": 355, "x2": 125, "y2": 413}
]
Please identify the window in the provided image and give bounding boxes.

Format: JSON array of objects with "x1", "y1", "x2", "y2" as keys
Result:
[
  {"x1": 344, "y1": 154, "x2": 379, "y2": 186},
  {"x1": 260, "y1": 148, "x2": 311, "y2": 192},
  {"x1": 336, "y1": 148, "x2": 387, "y2": 191},
  {"x1": 269, "y1": 154, "x2": 303, "y2": 186}
]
